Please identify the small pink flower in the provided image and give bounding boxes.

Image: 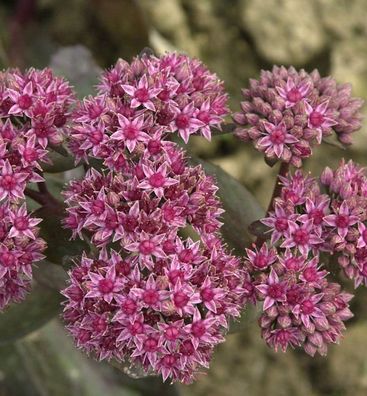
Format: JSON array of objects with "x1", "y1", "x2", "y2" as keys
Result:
[
  {"x1": 16, "y1": 135, "x2": 47, "y2": 169},
  {"x1": 298, "y1": 196, "x2": 330, "y2": 229},
  {"x1": 0, "y1": 161, "x2": 28, "y2": 202},
  {"x1": 170, "y1": 280, "x2": 201, "y2": 316},
  {"x1": 276, "y1": 77, "x2": 311, "y2": 108},
  {"x1": 266, "y1": 327, "x2": 304, "y2": 352},
  {"x1": 122, "y1": 74, "x2": 161, "y2": 111},
  {"x1": 130, "y1": 274, "x2": 170, "y2": 310},
  {"x1": 199, "y1": 277, "x2": 226, "y2": 313},
  {"x1": 158, "y1": 320, "x2": 184, "y2": 345},
  {"x1": 324, "y1": 201, "x2": 359, "y2": 239},
  {"x1": 245, "y1": 243, "x2": 277, "y2": 270},
  {"x1": 256, "y1": 269, "x2": 286, "y2": 310},
  {"x1": 139, "y1": 163, "x2": 178, "y2": 198},
  {"x1": 299, "y1": 257, "x2": 328, "y2": 286},
  {"x1": 85, "y1": 266, "x2": 124, "y2": 303},
  {"x1": 116, "y1": 313, "x2": 148, "y2": 346},
  {"x1": 171, "y1": 104, "x2": 204, "y2": 144},
  {"x1": 195, "y1": 99, "x2": 223, "y2": 140},
  {"x1": 8, "y1": 204, "x2": 41, "y2": 239},
  {"x1": 257, "y1": 121, "x2": 298, "y2": 159},
  {"x1": 292, "y1": 293, "x2": 325, "y2": 329},
  {"x1": 125, "y1": 232, "x2": 166, "y2": 269},
  {"x1": 184, "y1": 309, "x2": 221, "y2": 349},
  {"x1": 93, "y1": 207, "x2": 125, "y2": 245},
  {"x1": 278, "y1": 249, "x2": 305, "y2": 272},
  {"x1": 111, "y1": 114, "x2": 148, "y2": 152},
  {"x1": 7, "y1": 81, "x2": 34, "y2": 115},
  {"x1": 157, "y1": 351, "x2": 181, "y2": 382},
  {"x1": 261, "y1": 205, "x2": 297, "y2": 244},
  {"x1": 282, "y1": 220, "x2": 323, "y2": 256},
  {"x1": 28, "y1": 112, "x2": 62, "y2": 148},
  {"x1": 305, "y1": 101, "x2": 337, "y2": 143}
]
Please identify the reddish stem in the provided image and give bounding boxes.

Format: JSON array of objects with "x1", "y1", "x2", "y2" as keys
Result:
[
  {"x1": 38, "y1": 181, "x2": 48, "y2": 195},
  {"x1": 265, "y1": 161, "x2": 290, "y2": 214},
  {"x1": 255, "y1": 161, "x2": 289, "y2": 247},
  {"x1": 25, "y1": 182, "x2": 61, "y2": 209},
  {"x1": 25, "y1": 187, "x2": 48, "y2": 206}
]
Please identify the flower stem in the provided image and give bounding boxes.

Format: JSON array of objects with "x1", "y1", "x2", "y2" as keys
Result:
[
  {"x1": 25, "y1": 182, "x2": 62, "y2": 209},
  {"x1": 265, "y1": 161, "x2": 289, "y2": 214},
  {"x1": 255, "y1": 161, "x2": 289, "y2": 247},
  {"x1": 25, "y1": 187, "x2": 48, "y2": 206},
  {"x1": 37, "y1": 181, "x2": 47, "y2": 194}
]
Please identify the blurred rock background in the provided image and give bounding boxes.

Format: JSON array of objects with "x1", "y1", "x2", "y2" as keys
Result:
[{"x1": 1, "y1": 0, "x2": 367, "y2": 395}]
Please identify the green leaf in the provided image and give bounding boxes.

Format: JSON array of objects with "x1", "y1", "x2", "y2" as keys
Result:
[
  {"x1": 33, "y1": 261, "x2": 68, "y2": 290},
  {"x1": 0, "y1": 321, "x2": 139, "y2": 396},
  {"x1": 0, "y1": 282, "x2": 62, "y2": 345},
  {"x1": 191, "y1": 158, "x2": 265, "y2": 252},
  {"x1": 36, "y1": 205, "x2": 89, "y2": 266}
]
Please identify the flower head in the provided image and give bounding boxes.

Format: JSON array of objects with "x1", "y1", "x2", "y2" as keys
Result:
[
  {"x1": 69, "y1": 53, "x2": 229, "y2": 163},
  {"x1": 62, "y1": 240, "x2": 249, "y2": 383},
  {"x1": 0, "y1": 203, "x2": 45, "y2": 310},
  {"x1": 63, "y1": 128, "x2": 249, "y2": 382},
  {"x1": 234, "y1": 66, "x2": 363, "y2": 166}
]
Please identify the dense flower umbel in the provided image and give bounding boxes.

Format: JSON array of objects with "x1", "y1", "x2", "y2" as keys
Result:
[
  {"x1": 233, "y1": 66, "x2": 363, "y2": 166},
  {"x1": 62, "y1": 142, "x2": 249, "y2": 382},
  {"x1": 0, "y1": 67, "x2": 74, "y2": 248},
  {"x1": 63, "y1": 145, "x2": 224, "y2": 248},
  {"x1": 320, "y1": 160, "x2": 367, "y2": 287},
  {"x1": 0, "y1": 68, "x2": 74, "y2": 309},
  {"x1": 62, "y1": 54, "x2": 247, "y2": 382},
  {"x1": 0, "y1": 203, "x2": 45, "y2": 309},
  {"x1": 0, "y1": 68, "x2": 75, "y2": 173},
  {"x1": 69, "y1": 53, "x2": 228, "y2": 165},
  {"x1": 261, "y1": 162, "x2": 367, "y2": 288},
  {"x1": 62, "y1": 243, "x2": 247, "y2": 383},
  {"x1": 251, "y1": 253, "x2": 353, "y2": 356},
  {"x1": 242, "y1": 163, "x2": 367, "y2": 354}
]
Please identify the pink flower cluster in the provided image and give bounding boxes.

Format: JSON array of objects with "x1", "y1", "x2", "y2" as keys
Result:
[
  {"x1": 244, "y1": 162, "x2": 367, "y2": 354},
  {"x1": 247, "y1": 246, "x2": 353, "y2": 356},
  {"x1": 62, "y1": 54, "x2": 249, "y2": 383},
  {"x1": 320, "y1": 160, "x2": 367, "y2": 287},
  {"x1": 0, "y1": 67, "x2": 76, "y2": 309},
  {"x1": 69, "y1": 52, "x2": 228, "y2": 166},
  {"x1": 1, "y1": 67, "x2": 75, "y2": 153},
  {"x1": 62, "y1": 149, "x2": 249, "y2": 382},
  {"x1": 0, "y1": 203, "x2": 45, "y2": 309},
  {"x1": 63, "y1": 146, "x2": 223, "y2": 247},
  {"x1": 62, "y1": 238, "x2": 247, "y2": 383},
  {"x1": 233, "y1": 66, "x2": 363, "y2": 166}
]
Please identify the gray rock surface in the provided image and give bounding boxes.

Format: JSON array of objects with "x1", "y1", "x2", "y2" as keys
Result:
[{"x1": 241, "y1": 0, "x2": 326, "y2": 65}]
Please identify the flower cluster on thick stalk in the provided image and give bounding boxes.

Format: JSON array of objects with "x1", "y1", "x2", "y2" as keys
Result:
[
  {"x1": 62, "y1": 54, "x2": 250, "y2": 383},
  {"x1": 233, "y1": 66, "x2": 363, "y2": 166},
  {"x1": 0, "y1": 67, "x2": 75, "y2": 309},
  {"x1": 243, "y1": 161, "x2": 367, "y2": 355}
]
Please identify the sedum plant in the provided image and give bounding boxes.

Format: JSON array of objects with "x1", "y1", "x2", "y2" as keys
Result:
[{"x1": 0, "y1": 50, "x2": 365, "y2": 384}]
